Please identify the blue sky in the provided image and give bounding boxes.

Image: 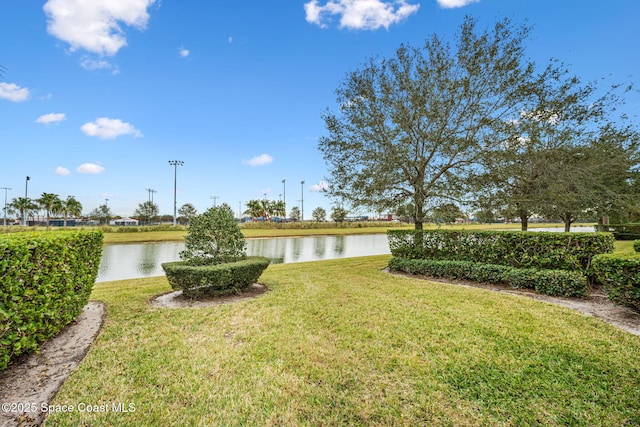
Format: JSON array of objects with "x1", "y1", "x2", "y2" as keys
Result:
[{"x1": 1, "y1": 0, "x2": 639, "y2": 219}]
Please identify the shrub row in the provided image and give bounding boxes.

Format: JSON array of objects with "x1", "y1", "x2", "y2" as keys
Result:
[
  {"x1": 634, "y1": 240, "x2": 640, "y2": 253},
  {"x1": 388, "y1": 229, "x2": 614, "y2": 274},
  {"x1": 162, "y1": 256, "x2": 270, "y2": 299},
  {"x1": 240, "y1": 221, "x2": 410, "y2": 230},
  {"x1": 602, "y1": 223, "x2": 640, "y2": 240},
  {"x1": 388, "y1": 257, "x2": 587, "y2": 297},
  {"x1": 592, "y1": 253, "x2": 640, "y2": 312},
  {"x1": 112, "y1": 224, "x2": 187, "y2": 233},
  {"x1": 0, "y1": 230, "x2": 103, "y2": 371}
]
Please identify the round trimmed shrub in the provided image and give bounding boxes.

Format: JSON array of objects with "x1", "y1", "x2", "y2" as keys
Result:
[
  {"x1": 162, "y1": 256, "x2": 270, "y2": 298},
  {"x1": 162, "y1": 204, "x2": 269, "y2": 299}
]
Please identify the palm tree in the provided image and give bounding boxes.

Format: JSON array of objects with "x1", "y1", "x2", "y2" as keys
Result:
[
  {"x1": 259, "y1": 199, "x2": 272, "y2": 221},
  {"x1": 8, "y1": 197, "x2": 38, "y2": 225},
  {"x1": 61, "y1": 196, "x2": 83, "y2": 227},
  {"x1": 37, "y1": 192, "x2": 62, "y2": 226},
  {"x1": 271, "y1": 200, "x2": 286, "y2": 219},
  {"x1": 244, "y1": 200, "x2": 264, "y2": 220}
]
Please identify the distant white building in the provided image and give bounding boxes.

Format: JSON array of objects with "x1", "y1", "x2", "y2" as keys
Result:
[{"x1": 109, "y1": 218, "x2": 139, "y2": 226}]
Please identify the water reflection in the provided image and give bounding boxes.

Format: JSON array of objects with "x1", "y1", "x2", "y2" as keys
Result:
[{"x1": 97, "y1": 234, "x2": 391, "y2": 282}]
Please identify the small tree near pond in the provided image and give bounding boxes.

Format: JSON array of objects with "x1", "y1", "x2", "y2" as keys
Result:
[
  {"x1": 163, "y1": 205, "x2": 270, "y2": 298},
  {"x1": 180, "y1": 205, "x2": 246, "y2": 265}
]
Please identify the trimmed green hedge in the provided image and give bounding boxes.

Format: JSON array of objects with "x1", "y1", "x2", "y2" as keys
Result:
[
  {"x1": 603, "y1": 223, "x2": 640, "y2": 240},
  {"x1": 592, "y1": 253, "x2": 640, "y2": 312},
  {"x1": 388, "y1": 257, "x2": 587, "y2": 297},
  {"x1": 0, "y1": 230, "x2": 103, "y2": 371},
  {"x1": 162, "y1": 256, "x2": 270, "y2": 299},
  {"x1": 388, "y1": 229, "x2": 614, "y2": 275}
]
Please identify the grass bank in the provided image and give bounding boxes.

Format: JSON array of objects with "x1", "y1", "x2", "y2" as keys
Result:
[{"x1": 47, "y1": 256, "x2": 640, "y2": 426}]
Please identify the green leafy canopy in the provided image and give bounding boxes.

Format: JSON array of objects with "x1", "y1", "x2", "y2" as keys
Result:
[{"x1": 180, "y1": 205, "x2": 247, "y2": 266}]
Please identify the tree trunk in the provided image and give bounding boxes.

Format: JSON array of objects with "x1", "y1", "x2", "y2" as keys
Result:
[
  {"x1": 519, "y1": 211, "x2": 529, "y2": 231},
  {"x1": 561, "y1": 212, "x2": 574, "y2": 232},
  {"x1": 414, "y1": 199, "x2": 424, "y2": 230}
]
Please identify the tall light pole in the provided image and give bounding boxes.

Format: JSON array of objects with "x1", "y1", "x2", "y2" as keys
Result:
[
  {"x1": 145, "y1": 188, "x2": 157, "y2": 203},
  {"x1": 211, "y1": 196, "x2": 219, "y2": 207},
  {"x1": 168, "y1": 160, "x2": 184, "y2": 226},
  {"x1": 301, "y1": 180, "x2": 305, "y2": 221},
  {"x1": 23, "y1": 176, "x2": 30, "y2": 226},
  {"x1": 282, "y1": 179, "x2": 286, "y2": 214},
  {"x1": 1, "y1": 187, "x2": 11, "y2": 226}
]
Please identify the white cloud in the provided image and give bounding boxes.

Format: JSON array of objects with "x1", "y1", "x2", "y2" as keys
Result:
[
  {"x1": 81, "y1": 117, "x2": 143, "y2": 139},
  {"x1": 77, "y1": 163, "x2": 105, "y2": 174},
  {"x1": 43, "y1": 0, "x2": 157, "y2": 56},
  {"x1": 36, "y1": 112, "x2": 66, "y2": 125},
  {"x1": 242, "y1": 154, "x2": 274, "y2": 167},
  {"x1": 0, "y1": 82, "x2": 31, "y2": 102},
  {"x1": 310, "y1": 181, "x2": 329, "y2": 192},
  {"x1": 304, "y1": 0, "x2": 420, "y2": 30},
  {"x1": 178, "y1": 47, "x2": 190, "y2": 58},
  {"x1": 436, "y1": 0, "x2": 479, "y2": 8},
  {"x1": 55, "y1": 166, "x2": 71, "y2": 176},
  {"x1": 80, "y1": 57, "x2": 120, "y2": 74}
]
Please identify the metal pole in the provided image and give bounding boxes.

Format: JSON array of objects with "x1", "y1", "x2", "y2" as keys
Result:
[
  {"x1": 301, "y1": 180, "x2": 305, "y2": 221},
  {"x1": 145, "y1": 188, "x2": 156, "y2": 203},
  {"x1": 1, "y1": 187, "x2": 11, "y2": 226},
  {"x1": 282, "y1": 179, "x2": 286, "y2": 214},
  {"x1": 168, "y1": 160, "x2": 184, "y2": 226},
  {"x1": 23, "y1": 176, "x2": 29, "y2": 226}
]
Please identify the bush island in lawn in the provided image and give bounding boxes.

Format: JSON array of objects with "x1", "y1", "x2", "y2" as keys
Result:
[{"x1": 161, "y1": 205, "x2": 269, "y2": 298}]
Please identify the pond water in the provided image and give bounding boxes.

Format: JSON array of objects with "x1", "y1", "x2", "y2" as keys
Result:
[
  {"x1": 96, "y1": 226, "x2": 596, "y2": 282},
  {"x1": 97, "y1": 234, "x2": 391, "y2": 282}
]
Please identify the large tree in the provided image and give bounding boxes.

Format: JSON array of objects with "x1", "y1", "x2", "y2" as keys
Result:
[
  {"x1": 134, "y1": 201, "x2": 159, "y2": 224},
  {"x1": 89, "y1": 204, "x2": 113, "y2": 225},
  {"x1": 312, "y1": 207, "x2": 327, "y2": 222},
  {"x1": 477, "y1": 70, "x2": 639, "y2": 230},
  {"x1": 318, "y1": 17, "x2": 543, "y2": 229},
  {"x1": 178, "y1": 203, "x2": 198, "y2": 225}
]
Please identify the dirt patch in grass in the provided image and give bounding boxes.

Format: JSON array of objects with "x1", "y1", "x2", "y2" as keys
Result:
[
  {"x1": 149, "y1": 283, "x2": 269, "y2": 308},
  {"x1": 388, "y1": 269, "x2": 640, "y2": 336}
]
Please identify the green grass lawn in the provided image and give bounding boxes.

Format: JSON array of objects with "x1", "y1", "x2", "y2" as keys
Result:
[{"x1": 47, "y1": 256, "x2": 640, "y2": 426}]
